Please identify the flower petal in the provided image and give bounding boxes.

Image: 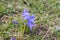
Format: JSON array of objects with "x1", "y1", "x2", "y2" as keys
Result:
[
  {"x1": 11, "y1": 37, "x2": 16, "y2": 40},
  {"x1": 12, "y1": 20, "x2": 18, "y2": 24}
]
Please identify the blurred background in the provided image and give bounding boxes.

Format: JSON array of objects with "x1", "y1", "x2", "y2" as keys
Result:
[{"x1": 0, "y1": 0, "x2": 60, "y2": 40}]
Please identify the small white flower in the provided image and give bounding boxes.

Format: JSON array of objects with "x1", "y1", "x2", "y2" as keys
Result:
[
  {"x1": 8, "y1": 3, "x2": 12, "y2": 8},
  {"x1": 55, "y1": 25, "x2": 60, "y2": 30}
]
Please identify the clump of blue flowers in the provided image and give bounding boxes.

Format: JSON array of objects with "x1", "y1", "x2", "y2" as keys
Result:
[{"x1": 22, "y1": 8, "x2": 35, "y2": 30}]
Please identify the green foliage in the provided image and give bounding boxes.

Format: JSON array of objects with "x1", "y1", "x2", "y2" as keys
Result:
[
  {"x1": 0, "y1": 0, "x2": 60, "y2": 40},
  {"x1": 53, "y1": 30, "x2": 60, "y2": 40}
]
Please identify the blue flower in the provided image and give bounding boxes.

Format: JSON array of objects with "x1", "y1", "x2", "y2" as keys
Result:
[
  {"x1": 27, "y1": 14, "x2": 35, "y2": 22},
  {"x1": 22, "y1": 9, "x2": 30, "y2": 20},
  {"x1": 22, "y1": 9, "x2": 29, "y2": 16},
  {"x1": 22, "y1": 9, "x2": 35, "y2": 30},
  {"x1": 11, "y1": 37, "x2": 16, "y2": 40},
  {"x1": 12, "y1": 20, "x2": 18, "y2": 24},
  {"x1": 27, "y1": 22, "x2": 35, "y2": 30},
  {"x1": 22, "y1": 8, "x2": 29, "y2": 14}
]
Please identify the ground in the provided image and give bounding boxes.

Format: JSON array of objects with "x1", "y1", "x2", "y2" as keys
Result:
[{"x1": 0, "y1": 0, "x2": 60, "y2": 40}]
